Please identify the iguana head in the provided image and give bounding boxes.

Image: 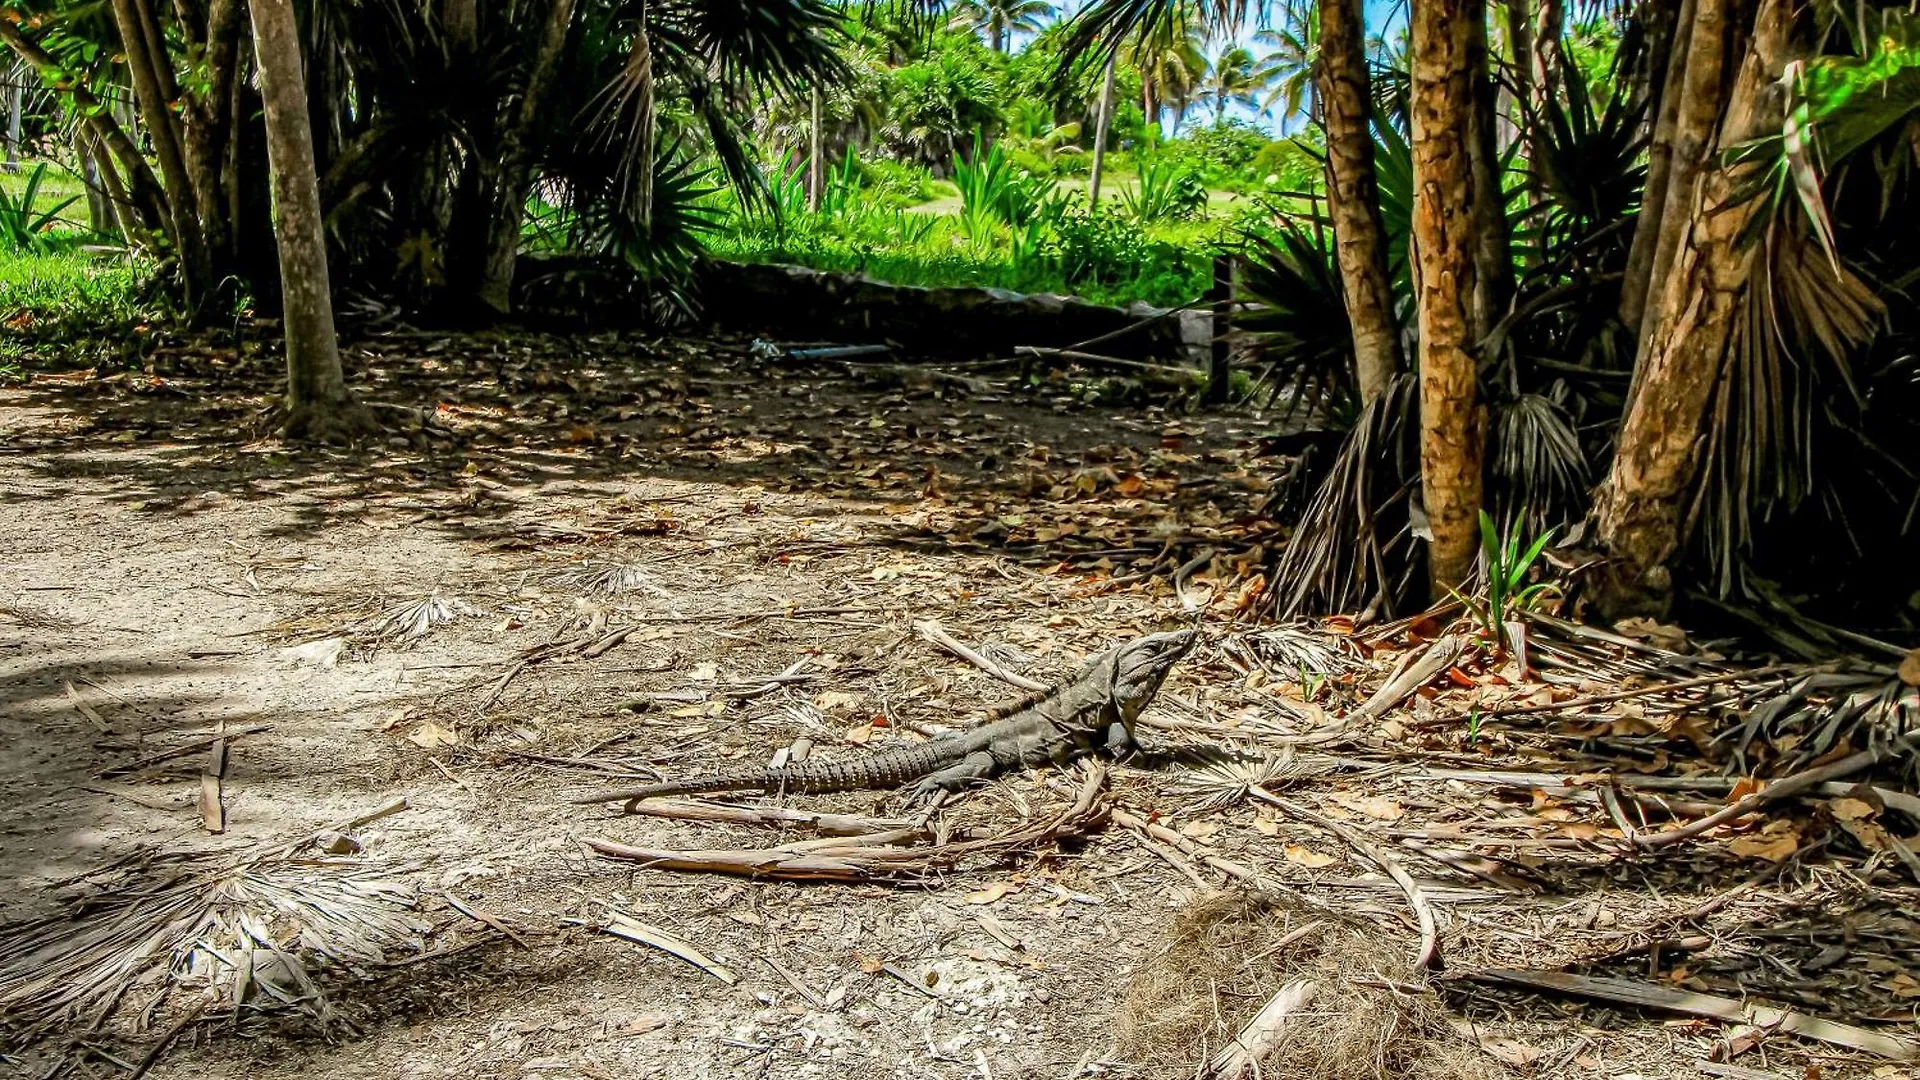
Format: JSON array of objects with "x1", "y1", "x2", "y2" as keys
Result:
[{"x1": 1106, "y1": 629, "x2": 1198, "y2": 722}]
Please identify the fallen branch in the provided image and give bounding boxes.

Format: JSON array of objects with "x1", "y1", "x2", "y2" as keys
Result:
[
  {"x1": 97, "y1": 724, "x2": 272, "y2": 778},
  {"x1": 574, "y1": 909, "x2": 737, "y2": 984},
  {"x1": 1463, "y1": 969, "x2": 1918, "y2": 1060},
  {"x1": 1347, "y1": 637, "x2": 1465, "y2": 724},
  {"x1": 1636, "y1": 731, "x2": 1920, "y2": 849},
  {"x1": 582, "y1": 766, "x2": 1109, "y2": 883},
  {"x1": 915, "y1": 620, "x2": 1047, "y2": 692},
  {"x1": 1203, "y1": 980, "x2": 1319, "y2": 1080},
  {"x1": 1250, "y1": 787, "x2": 1441, "y2": 972},
  {"x1": 618, "y1": 799, "x2": 910, "y2": 837}
]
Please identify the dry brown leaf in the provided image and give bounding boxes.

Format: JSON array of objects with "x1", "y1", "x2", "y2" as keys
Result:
[
  {"x1": 1899, "y1": 648, "x2": 1920, "y2": 688},
  {"x1": 1283, "y1": 843, "x2": 1336, "y2": 868},
  {"x1": 1249, "y1": 814, "x2": 1280, "y2": 837},
  {"x1": 815, "y1": 690, "x2": 861, "y2": 713},
  {"x1": 1830, "y1": 797, "x2": 1879, "y2": 822},
  {"x1": 964, "y1": 881, "x2": 1019, "y2": 906},
  {"x1": 1887, "y1": 972, "x2": 1920, "y2": 999},
  {"x1": 842, "y1": 723, "x2": 874, "y2": 745},
  {"x1": 1331, "y1": 791, "x2": 1405, "y2": 822},
  {"x1": 1177, "y1": 820, "x2": 1221, "y2": 841},
  {"x1": 407, "y1": 722, "x2": 459, "y2": 749},
  {"x1": 1727, "y1": 824, "x2": 1801, "y2": 862}
]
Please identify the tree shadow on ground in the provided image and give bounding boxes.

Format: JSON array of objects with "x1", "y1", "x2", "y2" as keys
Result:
[{"x1": 1, "y1": 326, "x2": 1282, "y2": 571}]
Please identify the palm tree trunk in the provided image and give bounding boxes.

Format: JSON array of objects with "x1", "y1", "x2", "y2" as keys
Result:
[
  {"x1": 478, "y1": 0, "x2": 577, "y2": 314},
  {"x1": 1089, "y1": 53, "x2": 1117, "y2": 208},
  {"x1": 1594, "y1": 0, "x2": 1787, "y2": 618},
  {"x1": 250, "y1": 0, "x2": 371, "y2": 442},
  {"x1": 1411, "y1": 0, "x2": 1491, "y2": 597},
  {"x1": 1618, "y1": 0, "x2": 1701, "y2": 335},
  {"x1": 1319, "y1": 0, "x2": 1402, "y2": 405},
  {"x1": 1627, "y1": 0, "x2": 1736, "y2": 401}
]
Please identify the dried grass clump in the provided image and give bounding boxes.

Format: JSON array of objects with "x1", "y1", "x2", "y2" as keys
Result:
[{"x1": 1117, "y1": 891, "x2": 1506, "y2": 1080}]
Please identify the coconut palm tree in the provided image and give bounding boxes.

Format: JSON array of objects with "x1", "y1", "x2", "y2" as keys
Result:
[
  {"x1": 1252, "y1": 2, "x2": 1315, "y2": 132},
  {"x1": 1203, "y1": 43, "x2": 1271, "y2": 125},
  {"x1": 947, "y1": 0, "x2": 1057, "y2": 52}
]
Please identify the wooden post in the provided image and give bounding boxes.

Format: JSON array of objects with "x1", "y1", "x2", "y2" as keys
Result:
[
  {"x1": 1206, "y1": 253, "x2": 1233, "y2": 405},
  {"x1": 808, "y1": 84, "x2": 823, "y2": 212}
]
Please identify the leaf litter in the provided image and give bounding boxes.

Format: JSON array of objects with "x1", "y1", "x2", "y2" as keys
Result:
[{"x1": 1, "y1": 326, "x2": 1917, "y2": 1079}]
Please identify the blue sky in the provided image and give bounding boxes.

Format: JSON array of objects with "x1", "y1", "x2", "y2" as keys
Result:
[{"x1": 1020, "y1": 0, "x2": 1411, "y2": 134}]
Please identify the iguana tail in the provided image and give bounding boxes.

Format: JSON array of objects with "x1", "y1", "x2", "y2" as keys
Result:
[{"x1": 568, "y1": 770, "x2": 773, "y2": 806}]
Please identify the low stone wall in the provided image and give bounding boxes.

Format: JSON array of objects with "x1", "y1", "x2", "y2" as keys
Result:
[{"x1": 697, "y1": 259, "x2": 1195, "y2": 360}]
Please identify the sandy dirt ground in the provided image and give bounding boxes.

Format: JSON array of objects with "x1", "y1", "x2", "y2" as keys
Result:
[{"x1": 2, "y1": 330, "x2": 1913, "y2": 1080}]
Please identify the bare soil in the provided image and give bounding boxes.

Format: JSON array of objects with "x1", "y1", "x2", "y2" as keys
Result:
[{"x1": 2, "y1": 330, "x2": 1913, "y2": 1080}]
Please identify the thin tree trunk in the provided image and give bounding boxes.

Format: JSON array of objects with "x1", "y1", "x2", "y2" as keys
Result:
[
  {"x1": 1411, "y1": 0, "x2": 1491, "y2": 598},
  {"x1": 110, "y1": 0, "x2": 211, "y2": 303},
  {"x1": 1319, "y1": 0, "x2": 1403, "y2": 406},
  {"x1": 0, "y1": 19, "x2": 170, "y2": 237},
  {"x1": 808, "y1": 83, "x2": 823, "y2": 212},
  {"x1": 1594, "y1": 0, "x2": 1789, "y2": 618},
  {"x1": 1465, "y1": 7, "x2": 1511, "y2": 344},
  {"x1": 1496, "y1": 0, "x2": 1531, "y2": 154},
  {"x1": 184, "y1": 0, "x2": 245, "y2": 273},
  {"x1": 1627, "y1": 0, "x2": 1735, "y2": 404},
  {"x1": 76, "y1": 130, "x2": 113, "y2": 233},
  {"x1": 1088, "y1": 53, "x2": 1117, "y2": 208},
  {"x1": 1530, "y1": 0, "x2": 1563, "y2": 118},
  {"x1": 478, "y1": 0, "x2": 577, "y2": 314},
  {"x1": 1618, "y1": 0, "x2": 1697, "y2": 334},
  {"x1": 4, "y1": 60, "x2": 21, "y2": 173},
  {"x1": 628, "y1": 14, "x2": 655, "y2": 228},
  {"x1": 250, "y1": 0, "x2": 371, "y2": 442}
]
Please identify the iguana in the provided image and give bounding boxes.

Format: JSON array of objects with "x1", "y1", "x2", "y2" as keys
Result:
[{"x1": 570, "y1": 629, "x2": 1197, "y2": 810}]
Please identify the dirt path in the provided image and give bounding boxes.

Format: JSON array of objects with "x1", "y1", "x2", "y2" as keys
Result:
[{"x1": 2, "y1": 331, "x2": 1912, "y2": 1080}]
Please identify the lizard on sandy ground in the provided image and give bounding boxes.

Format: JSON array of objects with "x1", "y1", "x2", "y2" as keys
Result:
[{"x1": 569, "y1": 629, "x2": 1197, "y2": 810}]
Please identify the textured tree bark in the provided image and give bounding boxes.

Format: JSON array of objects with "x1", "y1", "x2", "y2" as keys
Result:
[
  {"x1": 181, "y1": 0, "x2": 245, "y2": 273},
  {"x1": 1411, "y1": 0, "x2": 1491, "y2": 598},
  {"x1": 250, "y1": 0, "x2": 372, "y2": 442},
  {"x1": 1595, "y1": 0, "x2": 1789, "y2": 618},
  {"x1": 1319, "y1": 0, "x2": 1403, "y2": 405},
  {"x1": 1628, "y1": 0, "x2": 1738, "y2": 403},
  {"x1": 1088, "y1": 53, "x2": 1117, "y2": 207},
  {"x1": 1618, "y1": 0, "x2": 1695, "y2": 332},
  {"x1": 1465, "y1": 6, "x2": 1511, "y2": 344},
  {"x1": 478, "y1": 0, "x2": 578, "y2": 314}
]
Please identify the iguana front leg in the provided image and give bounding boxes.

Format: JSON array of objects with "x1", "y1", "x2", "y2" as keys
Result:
[{"x1": 908, "y1": 750, "x2": 997, "y2": 802}]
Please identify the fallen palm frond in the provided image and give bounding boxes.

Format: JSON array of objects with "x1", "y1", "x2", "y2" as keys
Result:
[
  {"x1": 1265, "y1": 373, "x2": 1423, "y2": 622},
  {"x1": 1245, "y1": 623, "x2": 1368, "y2": 679},
  {"x1": 353, "y1": 594, "x2": 480, "y2": 643},
  {"x1": 0, "y1": 853, "x2": 424, "y2": 1045},
  {"x1": 546, "y1": 562, "x2": 673, "y2": 599},
  {"x1": 581, "y1": 765, "x2": 1111, "y2": 883},
  {"x1": 1165, "y1": 748, "x2": 1341, "y2": 812}
]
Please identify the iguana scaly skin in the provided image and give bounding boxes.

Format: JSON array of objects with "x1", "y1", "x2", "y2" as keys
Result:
[{"x1": 570, "y1": 629, "x2": 1197, "y2": 809}]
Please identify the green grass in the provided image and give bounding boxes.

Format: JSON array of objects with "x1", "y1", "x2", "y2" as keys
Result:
[{"x1": 0, "y1": 248, "x2": 148, "y2": 379}]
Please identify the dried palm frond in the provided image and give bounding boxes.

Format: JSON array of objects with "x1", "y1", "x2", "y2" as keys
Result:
[
  {"x1": 353, "y1": 594, "x2": 480, "y2": 643},
  {"x1": 547, "y1": 562, "x2": 673, "y2": 599},
  {"x1": 0, "y1": 856, "x2": 423, "y2": 1043},
  {"x1": 1266, "y1": 373, "x2": 1423, "y2": 621},
  {"x1": 1246, "y1": 624, "x2": 1367, "y2": 678},
  {"x1": 1164, "y1": 749, "x2": 1341, "y2": 812},
  {"x1": 1733, "y1": 666, "x2": 1920, "y2": 781}
]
